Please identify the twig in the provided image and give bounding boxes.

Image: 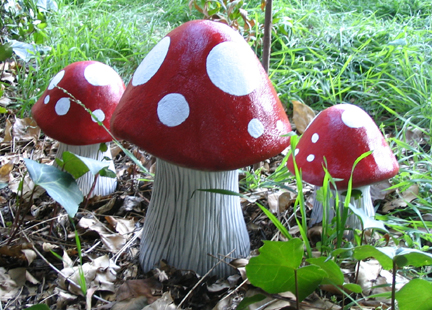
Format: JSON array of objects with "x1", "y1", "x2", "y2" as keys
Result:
[
  {"x1": 218, "y1": 278, "x2": 248, "y2": 304},
  {"x1": 21, "y1": 231, "x2": 109, "y2": 304},
  {"x1": 262, "y1": 0, "x2": 273, "y2": 73},
  {"x1": 177, "y1": 249, "x2": 236, "y2": 309}
]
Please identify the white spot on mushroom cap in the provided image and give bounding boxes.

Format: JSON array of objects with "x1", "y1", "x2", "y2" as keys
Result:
[
  {"x1": 306, "y1": 154, "x2": 315, "y2": 162},
  {"x1": 341, "y1": 107, "x2": 369, "y2": 128},
  {"x1": 276, "y1": 120, "x2": 285, "y2": 133},
  {"x1": 157, "y1": 93, "x2": 190, "y2": 127},
  {"x1": 311, "y1": 133, "x2": 319, "y2": 143},
  {"x1": 294, "y1": 148, "x2": 300, "y2": 156},
  {"x1": 48, "y1": 70, "x2": 65, "y2": 90},
  {"x1": 91, "y1": 109, "x2": 105, "y2": 122},
  {"x1": 206, "y1": 41, "x2": 261, "y2": 96},
  {"x1": 44, "y1": 95, "x2": 50, "y2": 104},
  {"x1": 132, "y1": 37, "x2": 171, "y2": 86},
  {"x1": 84, "y1": 63, "x2": 120, "y2": 86},
  {"x1": 248, "y1": 118, "x2": 264, "y2": 138},
  {"x1": 55, "y1": 97, "x2": 70, "y2": 116}
]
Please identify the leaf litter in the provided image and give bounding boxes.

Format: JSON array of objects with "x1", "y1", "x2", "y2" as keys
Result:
[{"x1": 0, "y1": 98, "x2": 417, "y2": 310}]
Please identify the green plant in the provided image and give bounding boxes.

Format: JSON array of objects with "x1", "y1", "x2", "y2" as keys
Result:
[{"x1": 353, "y1": 245, "x2": 432, "y2": 310}]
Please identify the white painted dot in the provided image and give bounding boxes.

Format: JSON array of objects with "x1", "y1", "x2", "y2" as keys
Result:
[
  {"x1": 306, "y1": 154, "x2": 315, "y2": 162},
  {"x1": 44, "y1": 95, "x2": 50, "y2": 104},
  {"x1": 248, "y1": 118, "x2": 264, "y2": 138},
  {"x1": 341, "y1": 106, "x2": 369, "y2": 128},
  {"x1": 311, "y1": 133, "x2": 319, "y2": 143},
  {"x1": 276, "y1": 120, "x2": 284, "y2": 133},
  {"x1": 84, "y1": 63, "x2": 120, "y2": 86},
  {"x1": 48, "y1": 70, "x2": 65, "y2": 90},
  {"x1": 294, "y1": 148, "x2": 300, "y2": 156},
  {"x1": 206, "y1": 41, "x2": 261, "y2": 96},
  {"x1": 55, "y1": 97, "x2": 70, "y2": 116},
  {"x1": 91, "y1": 109, "x2": 105, "y2": 122},
  {"x1": 157, "y1": 93, "x2": 190, "y2": 127},
  {"x1": 132, "y1": 37, "x2": 171, "y2": 86}
]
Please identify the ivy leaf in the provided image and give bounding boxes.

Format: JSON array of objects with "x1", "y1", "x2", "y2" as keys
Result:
[
  {"x1": 58, "y1": 151, "x2": 114, "y2": 179},
  {"x1": 348, "y1": 206, "x2": 388, "y2": 232},
  {"x1": 24, "y1": 304, "x2": 51, "y2": 310},
  {"x1": 353, "y1": 245, "x2": 432, "y2": 270},
  {"x1": 396, "y1": 278, "x2": 432, "y2": 310},
  {"x1": 24, "y1": 159, "x2": 83, "y2": 217},
  {"x1": 246, "y1": 239, "x2": 327, "y2": 301}
]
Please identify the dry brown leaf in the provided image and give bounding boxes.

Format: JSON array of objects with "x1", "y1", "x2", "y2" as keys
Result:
[
  {"x1": 382, "y1": 184, "x2": 419, "y2": 212},
  {"x1": 116, "y1": 278, "x2": 163, "y2": 303},
  {"x1": 105, "y1": 216, "x2": 135, "y2": 235},
  {"x1": 21, "y1": 249, "x2": 37, "y2": 265},
  {"x1": 0, "y1": 162, "x2": 13, "y2": 183},
  {"x1": 78, "y1": 217, "x2": 127, "y2": 252},
  {"x1": 370, "y1": 179, "x2": 394, "y2": 201},
  {"x1": 0, "y1": 267, "x2": 26, "y2": 301},
  {"x1": 12, "y1": 117, "x2": 40, "y2": 142},
  {"x1": 142, "y1": 292, "x2": 176, "y2": 310},
  {"x1": 2, "y1": 118, "x2": 12, "y2": 142},
  {"x1": 292, "y1": 100, "x2": 315, "y2": 134},
  {"x1": 59, "y1": 254, "x2": 120, "y2": 296},
  {"x1": 26, "y1": 270, "x2": 40, "y2": 285}
]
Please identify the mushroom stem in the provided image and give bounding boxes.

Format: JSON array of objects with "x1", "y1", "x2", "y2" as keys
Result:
[
  {"x1": 140, "y1": 159, "x2": 250, "y2": 277},
  {"x1": 55, "y1": 142, "x2": 117, "y2": 197},
  {"x1": 310, "y1": 185, "x2": 375, "y2": 231},
  {"x1": 346, "y1": 185, "x2": 375, "y2": 230}
]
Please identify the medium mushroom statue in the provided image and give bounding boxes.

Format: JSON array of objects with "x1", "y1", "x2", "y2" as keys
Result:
[
  {"x1": 32, "y1": 61, "x2": 125, "y2": 197},
  {"x1": 287, "y1": 103, "x2": 399, "y2": 231},
  {"x1": 110, "y1": 20, "x2": 292, "y2": 277}
]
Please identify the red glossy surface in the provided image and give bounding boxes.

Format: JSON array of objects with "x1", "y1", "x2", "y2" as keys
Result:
[
  {"x1": 32, "y1": 61, "x2": 125, "y2": 145},
  {"x1": 287, "y1": 104, "x2": 399, "y2": 190},
  {"x1": 111, "y1": 20, "x2": 291, "y2": 171}
]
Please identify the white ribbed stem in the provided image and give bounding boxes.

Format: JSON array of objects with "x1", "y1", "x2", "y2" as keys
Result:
[
  {"x1": 55, "y1": 143, "x2": 117, "y2": 197},
  {"x1": 139, "y1": 159, "x2": 250, "y2": 278},
  {"x1": 310, "y1": 185, "x2": 375, "y2": 231}
]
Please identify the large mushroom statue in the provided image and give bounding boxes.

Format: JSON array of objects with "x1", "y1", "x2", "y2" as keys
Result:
[
  {"x1": 110, "y1": 20, "x2": 292, "y2": 277},
  {"x1": 32, "y1": 61, "x2": 125, "y2": 197},
  {"x1": 287, "y1": 103, "x2": 399, "y2": 231}
]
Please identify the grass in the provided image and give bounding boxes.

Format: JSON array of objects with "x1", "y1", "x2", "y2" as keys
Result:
[{"x1": 3, "y1": 0, "x2": 432, "y2": 307}]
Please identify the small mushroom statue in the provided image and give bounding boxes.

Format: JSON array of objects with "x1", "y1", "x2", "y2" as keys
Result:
[
  {"x1": 287, "y1": 103, "x2": 399, "y2": 230},
  {"x1": 32, "y1": 61, "x2": 125, "y2": 197},
  {"x1": 110, "y1": 20, "x2": 292, "y2": 277}
]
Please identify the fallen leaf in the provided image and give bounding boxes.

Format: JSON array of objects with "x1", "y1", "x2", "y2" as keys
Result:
[
  {"x1": 142, "y1": 292, "x2": 176, "y2": 309},
  {"x1": 58, "y1": 254, "x2": 120, "y2": 296},
  {"x1": 105, "y1": 216, "x2": 136, "y2": 235},
  {"x1": 2, "y1": 118, "x2": 12, "y2": 142},
  {"x1": 116, "y1": 278, "x2": 163, "y2": 303},
  {"x1": 12, "y1": 117, "x2": 40, "y2": 142},
  {"x1": 267, "y1": 191, "x2": 294, "y2": 213},
  {"x1": 0, "y1": 267, "x2": 26, "y2": 301},
  {"x1": 21, "y1": 248, "x2": 37, "y2": 265},
  {"x1": 382, "y1": 185, "x2": 419, "y2": 212},
  {"x1": 78, "y1": 217, "x2": 127, "y2": 252},
  {"x1": 0, "y1": 162, "x2": 13, "y2": 183},
  {"x1": 292, "y1": 100, "x2": 315, "y2": 134}
]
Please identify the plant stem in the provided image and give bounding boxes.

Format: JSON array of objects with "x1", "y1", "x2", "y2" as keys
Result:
[
  {"x1": 392, "y1": 260, "x2": 397, "y2": 310},
  {"x1": 262, "y1": 0, "x2": 273, "y2": 73},
  {"x1": 295, "y1": 268, "x2": 299, "y2": 309}
]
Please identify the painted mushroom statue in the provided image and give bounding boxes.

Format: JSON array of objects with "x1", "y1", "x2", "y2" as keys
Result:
[
  {"x1": 111, "y1": 20, "x2": 292, "y2": 277},
  {"x1": 32, "y1": 61, "x2": 125, "y2": 197},
  {"x1": 287, "y1": 103, "x2": 399, "y2": 231}
]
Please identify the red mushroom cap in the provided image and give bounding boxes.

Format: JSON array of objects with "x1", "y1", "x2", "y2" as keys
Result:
[
  {"x1": 287, "y1": 104, "x2": 399, "y2": 190},
  {"x1": 32, "y1": 61, "x2": 125, "y2": 145},
  {"x1": 110, "y1": 20, "x2": 291, "y2": 171}
]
